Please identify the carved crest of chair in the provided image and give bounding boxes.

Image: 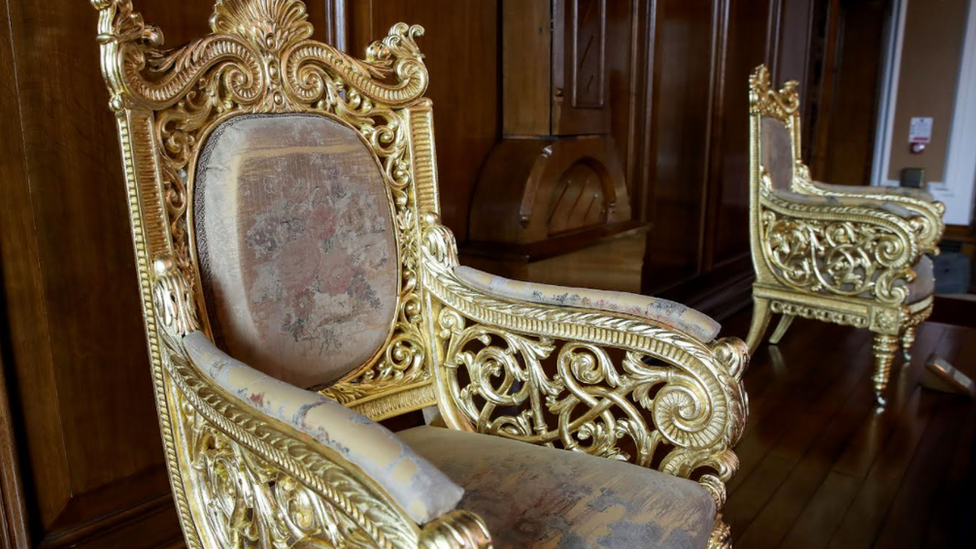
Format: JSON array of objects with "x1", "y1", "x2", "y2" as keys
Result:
[
  {"x1": 745, "y1": 65, "x2": 945, "y2": 406},
  {"x1": 92, "y1": 1, "x2": 749, "y2": 547}
]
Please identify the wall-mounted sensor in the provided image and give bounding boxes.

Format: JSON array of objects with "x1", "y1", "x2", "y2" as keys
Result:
[
  {"x1": 909, "y1": 117, "x2": 933, "y2": 155},
  {"x1": 900, "y1": 167, "x2": 925, "y2": 189}
]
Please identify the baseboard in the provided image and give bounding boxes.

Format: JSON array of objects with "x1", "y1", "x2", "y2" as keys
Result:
[{"x1": 930, "y1": 295, "x2": 976, "y2": 328}]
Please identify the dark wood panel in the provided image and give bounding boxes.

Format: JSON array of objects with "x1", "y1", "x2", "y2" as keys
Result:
[
  {"x1": 809, "y1": 0, "x2": 887, "y2": 185},
  {"x1": 347, "y1": 0, "x2": 499, "y2": 243},
  {"x1": 642, "y1": 0, "x2": 719, "y2": 292},
  {"x1": 707, "y1": 0, "x2": 774, "y2": 267}
]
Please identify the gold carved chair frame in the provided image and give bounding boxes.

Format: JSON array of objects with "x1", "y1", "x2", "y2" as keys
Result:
[
  {"x1": 93, "y1": 1, "x2": 749, "y2": 547},
  {"x1": 745, "y1": 65, "x2": 945, "y2": 406}
]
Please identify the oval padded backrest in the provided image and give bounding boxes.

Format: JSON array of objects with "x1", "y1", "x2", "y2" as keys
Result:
[
  {"x1": 761, "y1": 116, "x2": 794, "y2": 190},
  {"x1": 194, "y1": 114, "x2": 398, "y2": 389}
]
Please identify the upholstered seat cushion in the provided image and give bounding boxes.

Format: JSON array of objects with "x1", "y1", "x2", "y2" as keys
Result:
[
  {"x1": 761, "y1": 116, "x2": 795, "y2": 190},
  {"x1": 905, "y1": 255, "x2": 935, "y2": 303},
  {"x1": 399, "y1": 426, "x2": 716, "y2": 549},
  {"x1": 455, "y1": 266, "x2": 721, "y2": 343}
]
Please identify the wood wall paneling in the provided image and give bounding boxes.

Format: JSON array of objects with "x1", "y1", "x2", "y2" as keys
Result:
[
  {"x1": 642, "y1": 0, "x2": 720, "y2": 292},
  {"x1": 347, "y1": 0, "x2": 500, "y2": 243},
  {"x1": 709, "y1": 0, "x2": 775, "y2": 268},
  {"x1": 639, "y1": 0, "x2": 823, "y2": 307},
  {"x1": 811, "y1": 0, "x2": 887, "y2": 186},
  {"x1": 502, "y1": 0, "x2": 552, "y2": 136}
]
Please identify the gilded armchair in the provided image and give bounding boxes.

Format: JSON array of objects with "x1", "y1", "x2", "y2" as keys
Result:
[
  {"x1": 745, "y1": 65, "x2": 945, "y2": 406},
  {"x1": 92, "y1": 1, "x2": 749, "y2": 547}
]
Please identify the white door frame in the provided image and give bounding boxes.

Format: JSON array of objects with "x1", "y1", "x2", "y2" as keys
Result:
[{"x1": 871, "y1": 0, "x2": 976, "y2": 226}]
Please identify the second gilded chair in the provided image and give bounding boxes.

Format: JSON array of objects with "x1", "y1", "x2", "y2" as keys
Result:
[{"x1": 745, "y1": 65, "x2": 945, "y2": 405}]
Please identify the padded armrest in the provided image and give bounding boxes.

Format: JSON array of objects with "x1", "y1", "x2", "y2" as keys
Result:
[
  {"x1": 811, "y1": 180, "x2": 936, "y2": 203},
  {"x1": 773, "y1": 188, "x2": 920, "y2": 219},
  {"x1": 454, "y1": 266, "x2": 721, "y2": 343},
  {"x1": 182, "y1": 331, "x2": 463, "y2": 524}
]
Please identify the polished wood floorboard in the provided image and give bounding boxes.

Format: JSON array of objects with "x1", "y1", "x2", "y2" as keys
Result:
[{"x1": 724, "y1": 309, "x2": 976, "y2": 549}]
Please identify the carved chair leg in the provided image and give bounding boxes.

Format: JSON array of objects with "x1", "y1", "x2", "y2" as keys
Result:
[
  {"x1": 768, "y1": 314, "x2": 795, "y2": 345},
  {"x1": 746, "y1": 297, "x2": 772, "y2": 355},
  {"x1": 901, "y1": 326, "x2": 916, "y2": 363},
  {"x1": 872, "y1": 334, "x2": 899, "y2": 407}
]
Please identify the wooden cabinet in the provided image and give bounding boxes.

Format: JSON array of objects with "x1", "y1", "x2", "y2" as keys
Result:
[{"x1": 463, "y1": 0, "x2": 648, "y2": 292}]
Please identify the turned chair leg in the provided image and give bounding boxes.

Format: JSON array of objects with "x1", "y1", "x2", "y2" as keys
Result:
[
  {"x1": 872, "y1": 334, "x2": 899, "y2": 407},
  {"x1": 746, "y1": 297, "x2": 772, "y2": 354},
  {"x1": 901, "y1": 326, "x2": 916, "y2": 362},
  {"x1": 768, "y1": 314, "x2": 795, "y2": 345}
]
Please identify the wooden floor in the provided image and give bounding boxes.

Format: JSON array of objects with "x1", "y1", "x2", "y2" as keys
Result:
[{"x1": 723, "y1": 309, "x2": 976, "y2": 549}]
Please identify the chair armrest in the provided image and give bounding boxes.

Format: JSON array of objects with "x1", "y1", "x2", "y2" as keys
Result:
[
  {"x1": 793, "y1": 177, "x2": 945, "y2": 252},
  {"x1": 181, "y1": 331, "x2": 463, "y2": 523},
  {"x1": 420, "y1": 218, "x2": 748, "y2": 526},
  {"x1": 809, "y1": 180, "x2": 936, "y2": 202},
  {"x1": 454, "y1": 266, "x2": 721, "y2": 343},
  {"x1": 757, "y1": 188, "x2": 926, "y2": 304},
  {"x1": 151, "y1": 258, "x2": 490, "y2": 549}
]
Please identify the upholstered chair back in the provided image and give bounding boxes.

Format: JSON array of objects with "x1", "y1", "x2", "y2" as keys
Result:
[
  {"x1": 760, "y1": 116, "x2": 795, "y2": 190},
  {"x1": 194, "y1": 114, "x2": 399, "y2": 388}
]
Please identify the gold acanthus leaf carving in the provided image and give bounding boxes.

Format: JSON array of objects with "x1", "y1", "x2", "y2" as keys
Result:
[
  {"x1": 749, "y1": 64, "x2": 800, "y2": 120},
  {"x1": 163, "y1": 336, "x2": 421, "y2": 549},
  {"x1": 759, "y1": 204, "x2": 918, "y2": 304}
]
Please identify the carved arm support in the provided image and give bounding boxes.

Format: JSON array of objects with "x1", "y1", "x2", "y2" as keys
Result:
[
  {"x1": 791, "y1": 167, "x2": 945, "y2": 253},
  {"x1": 420, "y1": 219, "x2": 749, "y2": 514},
  {"x1": 151, "y1": 258, "x2": 491, "y2": 549},
  {"x1": 758, "y1": 187, "x2": 926, "y2": 305}
]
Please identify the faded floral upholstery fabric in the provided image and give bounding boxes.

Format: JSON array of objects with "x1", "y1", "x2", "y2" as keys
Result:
[
  {"x1": 455, "y1": 266, "x2": 721, "y2": 343},
  {"x1": 399, "y1": 426, "x2": 716, "y2": 549},
  {"x1": 772, "y1": 188, "x2": 923, "y2": 220},
  {"x1": 902, "y1": 255, "x2": 935, "y2": 304},
  {"x1": 194, "y1": 114, "x2": 398, "y2": 388},
  {"x1": 183, "y1": 332, "x2": 463, "y2": 524},
  {"x1": 761, "y1": 116, "x2": 794, "y2": 190},
  {"x1": 812, "y1": 180, "x2": 936, "y2": 202}
]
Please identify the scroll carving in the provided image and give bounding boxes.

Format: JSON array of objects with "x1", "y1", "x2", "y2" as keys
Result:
[
  {"x1": 759, "y1": 207, "x2": 918, "y2": 305},
  {"x1": 748, "y1": 65, "x2": 799, "y2": 120},
  {"x1": 421, "y1": 219, "x2": 749, "y2": 512}
]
